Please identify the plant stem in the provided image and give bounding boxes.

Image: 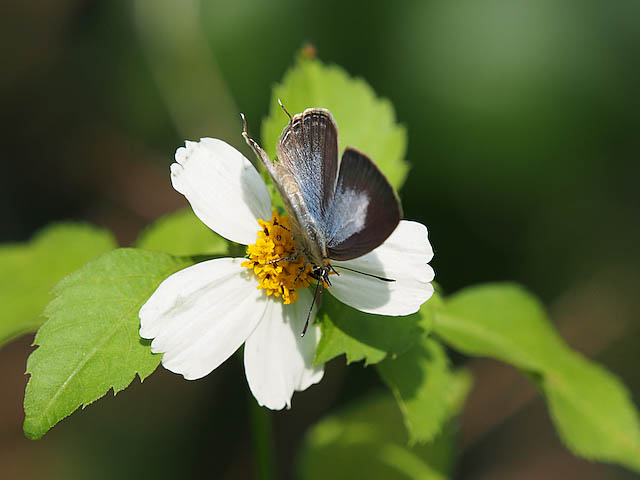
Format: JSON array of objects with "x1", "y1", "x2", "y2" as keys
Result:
[{"x1": 249, "y1": 397, "x2": 275, "y2": 480}]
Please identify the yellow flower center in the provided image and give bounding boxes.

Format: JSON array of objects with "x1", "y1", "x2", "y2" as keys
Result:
[{"x1": 241, "y1": 211, "x2": 313, "y2": 304}]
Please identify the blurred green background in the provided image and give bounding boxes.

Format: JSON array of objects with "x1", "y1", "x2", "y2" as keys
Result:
[{"x1": 1, "y1": 1, "x2": 639, "y2": 478}]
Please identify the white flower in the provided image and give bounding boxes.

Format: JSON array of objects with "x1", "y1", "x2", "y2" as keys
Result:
[{"x1": 139, "y1": 138, "x2": 435, "y2": 409}]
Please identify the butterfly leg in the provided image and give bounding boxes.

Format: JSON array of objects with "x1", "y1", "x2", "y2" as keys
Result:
[
  {"x1": 266, "y1": 250, "x2": 300, "y2": 265},
  {"x1": 273, "y1": 218, "x2": 304, "y2": 251},
  {"x1": 294, "y1": 259, "x2": 310, "y2": 283},
  {"x1": 301, "y1": 278, "x2": 323, "y2": 337},
  {"x1": 273, "y1": 219, "x2": 291, "y2": 233},
  {"x1": 272, "y1": 216, "x2": 295, "y2": 237}
]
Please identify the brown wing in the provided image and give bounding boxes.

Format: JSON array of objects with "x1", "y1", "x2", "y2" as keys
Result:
[{"x1": 325, "y1": 147, "x2": 402, "y2": 261}]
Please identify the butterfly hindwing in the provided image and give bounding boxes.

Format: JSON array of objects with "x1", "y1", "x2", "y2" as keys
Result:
[{"x1": 325, "y1": 147, "x2": 402, "y2": 261}]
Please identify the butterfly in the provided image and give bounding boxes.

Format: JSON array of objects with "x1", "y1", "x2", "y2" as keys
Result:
[{"x1": 241, "y1": 102, "x2": 402, "y2": 334}]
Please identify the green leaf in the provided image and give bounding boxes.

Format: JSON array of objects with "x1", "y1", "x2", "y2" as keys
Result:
[
  {"x1": 434, "y1": 283, "x2": 564, "y2": 372},
  {"x1": 23, "y1": 248, "x2": 193, "y2": 439},
  {"x1": 542, "y1": 351, "x2": 640, "y2": 471},
  {"x1": 135, "y1": 208, "x2": 229, "y2": 256},
  {"x1": 314, "y1": 293, "x2": 438, "y2": 366},
  {"x1": 434, "y1": 283, "x2": 640, "y2": 472},
  {"x1": 261, "y1": 57, "x2": 409, "y2": 191},
  {"x1": 297, "y1": 393, "x2": 460, "y2": 480},
  {"x1": 0, "y1": 223, "x2": 116, "y2": 346},
  {"x1": 378, "y1": 338, "x2": 472, "y2": 444}
]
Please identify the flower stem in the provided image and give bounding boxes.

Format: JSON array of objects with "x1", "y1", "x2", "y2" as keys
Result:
[{"x1": 249, "y1": 398, "x2": 276, "y2": 480}]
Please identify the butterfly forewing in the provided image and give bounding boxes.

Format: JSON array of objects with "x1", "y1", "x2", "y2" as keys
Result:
[
  {"x1": 277, "y1": 108, "x2": 339, "y2": 224},
  {"x1": 325, "y1": 147, "x2": 401, "y2": 261}
]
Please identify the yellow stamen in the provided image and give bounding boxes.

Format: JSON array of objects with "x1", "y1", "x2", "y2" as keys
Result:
[{"x1": 241, "y1": 211, "x2": 313, "y2": 304}]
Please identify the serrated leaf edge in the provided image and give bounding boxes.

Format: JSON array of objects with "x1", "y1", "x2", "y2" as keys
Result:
[{"x1": 23, "y1": 251, "x2": 186, "y2": 439}]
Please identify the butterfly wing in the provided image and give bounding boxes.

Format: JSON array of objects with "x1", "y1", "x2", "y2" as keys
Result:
[
  {"x1": 276, "y1": 108, "x2": 339, "y2": 224},
  {"x1": 244, "y1": 108, "x2": 400, "y2": 264},
  {"x1": 325, "y1": 147, "x2": 402, "y2": 261},
  {"x1": 243, "y1": 108, "x2": 339, "y2": 264}
]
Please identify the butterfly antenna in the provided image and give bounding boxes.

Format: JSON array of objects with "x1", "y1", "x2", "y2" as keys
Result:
[
  {"x1": 301, "y1": 279, "x2": 323, "y2": 337},
  {"x1": 332, "y1": 264, "x2": 396, "y2": 282},
  {"x1": 278, "y1": 98, "x2": 293, "y2": 123}
]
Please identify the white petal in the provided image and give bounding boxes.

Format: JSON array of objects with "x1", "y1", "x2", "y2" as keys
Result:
[
  {"x1": 171, "y1": 138, "x2": 272, "y2": 245},
  {"x1": 244, "y1": 288, "x2": 324, "y2": 410},
  {"x1": 139, "y1": 257, "x2": 267, "y2": 380},
  {"x1": 328, "y1": 220, "x2": 435, "y2": 316}
]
